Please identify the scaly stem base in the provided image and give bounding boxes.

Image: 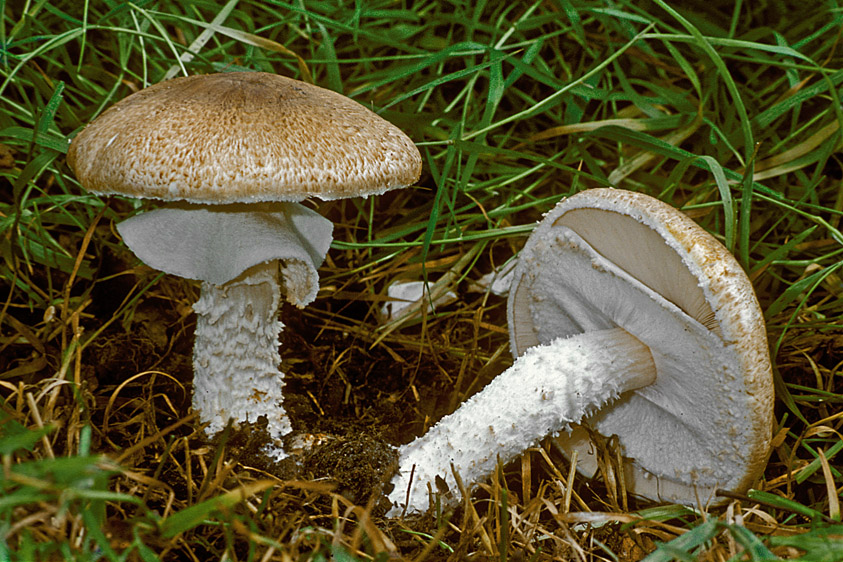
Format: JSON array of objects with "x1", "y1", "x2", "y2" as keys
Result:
[{"x1": 191, "y1": 261, "x2": 292, "y2": 456}]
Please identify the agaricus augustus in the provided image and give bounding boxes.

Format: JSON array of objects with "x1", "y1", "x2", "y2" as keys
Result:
[
  {"x1": 387, "y1": 188, "x2": 773, "y2": 514},
  {"x1": 68, "y1": 72, "x2": 421, "y2": 458}
]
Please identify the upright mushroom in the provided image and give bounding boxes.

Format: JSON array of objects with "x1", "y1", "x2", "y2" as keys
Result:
[
  {"x1": 387, "y1": 188, "x2": 772, "y2": 514},
  {"x1": 68, "y1": 72, "x2": 421, "y2": 458}
]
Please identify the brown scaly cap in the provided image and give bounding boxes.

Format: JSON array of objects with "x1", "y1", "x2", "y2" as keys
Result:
[{"x1": 67, "y1": 72, "x2": 422, "y2": 203}]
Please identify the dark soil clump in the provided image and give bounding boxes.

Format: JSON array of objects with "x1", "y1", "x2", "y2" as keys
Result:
[{"x1": 301, "y1": 432, "x2": 399, "y2": 513}]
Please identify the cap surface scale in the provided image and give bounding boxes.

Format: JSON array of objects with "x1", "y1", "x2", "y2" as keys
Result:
[{"x1": 67, "y1": 72, "x2": 422, "y2": 203}]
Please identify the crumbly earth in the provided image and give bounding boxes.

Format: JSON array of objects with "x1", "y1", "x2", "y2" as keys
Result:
[{"x1": 301, "y1": 432, "x2": 399, "y2": 512}]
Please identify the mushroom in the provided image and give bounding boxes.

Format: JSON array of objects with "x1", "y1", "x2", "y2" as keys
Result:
[
  {"x1": 68, "y1": 72, "x2": 421, "y2": 458},
  {"x1": 387, "y1": 188, "x2": 773, "y2": 514}
]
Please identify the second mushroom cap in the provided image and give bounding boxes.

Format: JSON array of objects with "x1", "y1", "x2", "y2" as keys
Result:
[{"x1": 508, "y1": 188, "x2": 774, "y2": 504}]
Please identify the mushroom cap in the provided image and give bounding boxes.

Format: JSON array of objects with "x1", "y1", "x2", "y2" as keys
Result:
[
  {"x1": 507, "y1": 188, "x2": 773, "y2": 505},
  {"x1": 67, "y1": 72, "x2": 422, "y2": 203}
]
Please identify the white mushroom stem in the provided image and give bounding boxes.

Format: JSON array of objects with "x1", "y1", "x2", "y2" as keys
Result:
[
  {"x1": 116, "y1": 201, "x2": 333, "y2": 459},
  {"x1": 387, "y1": 327, "x2": 655, "y2": 515},
  {"x1": 191, "y1": 261, "x2": 291, "y2": 445}
]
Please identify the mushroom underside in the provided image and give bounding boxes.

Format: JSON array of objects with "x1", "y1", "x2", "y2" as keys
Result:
[{"x1": 511, "y1": 225, "x2": 764, "y2": 504}]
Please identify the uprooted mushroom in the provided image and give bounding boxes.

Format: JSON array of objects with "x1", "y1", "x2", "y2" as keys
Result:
[{"x1": 387, "y1": 188, "x2": 773, "y2": 515}]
